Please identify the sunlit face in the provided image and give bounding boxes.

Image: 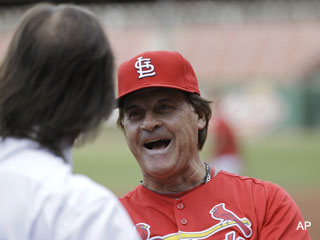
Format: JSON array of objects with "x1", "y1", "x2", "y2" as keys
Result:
[{"x1": 122, "y1": 88, "x2": 205, "y2": 180}]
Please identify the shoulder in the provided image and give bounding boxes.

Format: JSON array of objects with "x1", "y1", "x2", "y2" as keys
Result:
[
  {"x1": 67, "y1": 173, "x2": 120, "y2": 208},
  {"x1": 213, "y1": 170, "x2": 288, "y2": 201},
  {"x1": 0, "y1": 137, "x2": 70, "y2": 179},
  {"x1": 214, "y1": 170, "x2": 269, "y2": 187},
  {"x1": 0, "y1": 137, "x2": 121, "y2": 210},
  {"x1": 0, "y1": 138, "x2": 139, "y2": 239},
  {"x1": 214, "y1": 171, "x2": 304, "y2": 219}
]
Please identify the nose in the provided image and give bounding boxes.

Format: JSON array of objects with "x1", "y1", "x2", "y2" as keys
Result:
[{"x1": 140, "y1": 112, "x2": 161, "y2": 132}]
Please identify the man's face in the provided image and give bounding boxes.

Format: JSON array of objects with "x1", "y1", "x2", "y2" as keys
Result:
[{"x1": 122, "y1": 88, "x2": 205, "y2": 180}]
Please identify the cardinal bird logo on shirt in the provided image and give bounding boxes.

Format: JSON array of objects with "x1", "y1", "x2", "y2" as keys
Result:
[
  {"x1": 210, "y1": 203, "x2": 252, "y2": 238},
  {"x1": 135, "y1": 203, "x2": 252, "y2": 239}
]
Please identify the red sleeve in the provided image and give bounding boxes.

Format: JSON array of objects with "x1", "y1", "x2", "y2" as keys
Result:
[{"x1": 259, "y1": 183, "x2": 311, "y2": 240}]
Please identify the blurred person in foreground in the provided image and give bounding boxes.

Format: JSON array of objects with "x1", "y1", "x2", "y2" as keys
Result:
[
  {"x1": 209, "y1": 96, "x2": 244, "y2": 175},
  {"x1": 0, "y1": 4, "x2": 139, "y2": 240},
  {"x1": 116, "y1": 50, "x2": 310, "y2": 239}
]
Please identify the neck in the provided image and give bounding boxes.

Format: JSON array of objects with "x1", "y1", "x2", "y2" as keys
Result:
[{"x1": 141, "y1": 161, "x2": 209, "y2": 194}]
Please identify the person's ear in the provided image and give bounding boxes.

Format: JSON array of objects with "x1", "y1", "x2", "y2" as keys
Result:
[{"x1": 197, "y1": 114, "x2": 206, "y2": 130}]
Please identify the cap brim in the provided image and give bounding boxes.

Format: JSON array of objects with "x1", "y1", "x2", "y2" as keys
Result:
[{"x1": 116, "y1": 84, "x2": 200, "y2": 108}]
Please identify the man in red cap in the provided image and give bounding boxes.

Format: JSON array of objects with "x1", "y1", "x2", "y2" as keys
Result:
[{"x1": 116, "y1": 51, "x2": 310, "y2": 240}]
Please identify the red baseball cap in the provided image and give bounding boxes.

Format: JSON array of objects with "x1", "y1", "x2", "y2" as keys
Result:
[{"x1": 117, "y1": 51, "x2": 200, "y2": 100}]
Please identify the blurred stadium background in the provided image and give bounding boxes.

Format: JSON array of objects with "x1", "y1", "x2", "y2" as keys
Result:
[{"x1": 1, "y1": 0, "x2": 319, "y2": 238}]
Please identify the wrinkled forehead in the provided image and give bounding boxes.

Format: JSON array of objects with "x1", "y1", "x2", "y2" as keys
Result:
[{"x1": 122, "y1": 87, "x2": 187, "y2": 108}]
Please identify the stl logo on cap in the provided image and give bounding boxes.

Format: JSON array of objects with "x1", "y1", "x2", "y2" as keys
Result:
[{"x1": 135, "y1": 56, "x2": 156, "y2": 79}]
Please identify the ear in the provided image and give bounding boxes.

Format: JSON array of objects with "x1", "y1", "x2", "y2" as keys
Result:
[{"x1": 197, "y1": 114, "x2": 206, "y2": 130}]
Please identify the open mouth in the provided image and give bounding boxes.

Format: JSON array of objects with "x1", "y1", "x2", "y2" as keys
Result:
[{"x1": 143, "y1": 139, "x2": 171, "y2": 150}]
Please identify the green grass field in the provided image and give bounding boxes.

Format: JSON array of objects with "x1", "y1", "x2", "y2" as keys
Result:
[{"x1": 73, "y1": 127, "x2": 320, "y2": 196}]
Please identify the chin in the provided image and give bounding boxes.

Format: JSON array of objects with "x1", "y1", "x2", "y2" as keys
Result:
[{"x1": 145, "y1": 162, "x2": 176, "y2": 177}]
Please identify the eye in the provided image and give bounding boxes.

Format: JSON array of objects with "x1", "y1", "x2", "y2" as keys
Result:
[
  {"x1": 127, "y1": 110, "x2": 143, "y2": 120},
  {"x1": 160, "y1": 104, "x2": 169, "y2": 110},
  {"x1": 159, "y1": 104, "x2": 173, "y2": 111},
  {"x1": 129, "y1": 111, "x2": 139, "y2": 118}
]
